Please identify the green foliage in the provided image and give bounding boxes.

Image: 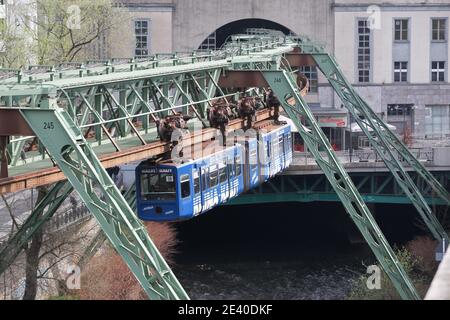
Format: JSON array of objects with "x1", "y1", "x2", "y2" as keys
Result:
[
  {"x1": 348, "y1": 247, "x2": 433, "y2": 300},
  {"x1": 34, "y1": 0, "x2": 127, "y2": 64},
  {"x1": 0, "y1": 0, "x2": 129, "y2": 68}
]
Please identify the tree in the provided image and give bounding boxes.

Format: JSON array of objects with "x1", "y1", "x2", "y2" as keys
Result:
[
  {"x1": 80, "y1": 222, "x2": 179, "y2": 300},
  {"x1": 0, "y1": 0, "x2": 130, "y2": 300},
  {"x1": 0, "y1": 0, "x2": 34, "y2": 68},
  {"x1": 0, "y1": 0, "x2": 129, "y2": 67},
  {"x1": 32, "y1": 0, "x2": 129, "y2": 64}
]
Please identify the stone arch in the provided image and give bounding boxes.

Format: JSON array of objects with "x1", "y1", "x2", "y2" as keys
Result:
[{"x1": 198, "y1": 18, "x2": 295, "y2": 50}]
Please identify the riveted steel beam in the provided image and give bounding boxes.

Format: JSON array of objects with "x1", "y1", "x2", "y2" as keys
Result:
[{"x1": 263, "y1": 70, "x2": 419, "y2": 300}]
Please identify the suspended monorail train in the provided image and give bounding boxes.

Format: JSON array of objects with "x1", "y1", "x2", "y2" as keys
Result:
[{"x1": 136, "y1": 123, "x2": 293, "y2": 221}]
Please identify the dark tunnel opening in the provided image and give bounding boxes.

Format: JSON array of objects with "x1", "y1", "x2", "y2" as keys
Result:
[{"x1": 199, "y1": 18, "x2": 293, "y2": 49}]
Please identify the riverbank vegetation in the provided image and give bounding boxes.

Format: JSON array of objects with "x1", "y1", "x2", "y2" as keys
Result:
[{"x1": 348, "y1": 236, "x2": 440, "y2": 300}]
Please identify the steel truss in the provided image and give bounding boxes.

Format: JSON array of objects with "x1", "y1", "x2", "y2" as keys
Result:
[
  {"x1": 18, "y1": 107, "x2": 188, "y2": 300},
  {"x1": 304, "y1": 51, "x2": 449, "y2": 243},
  {"x1": 228, "y1": 171, "x2": 450, "y2": 206},
  {"x1": 0, "y1": 182, "x2": 73, "y2": 275},
  {"x1": 0, "y1": 33, "x2": 446, "y2": 300},
  {"x1": 262, "y1": 70, "x2": 419, "y2": 299}
]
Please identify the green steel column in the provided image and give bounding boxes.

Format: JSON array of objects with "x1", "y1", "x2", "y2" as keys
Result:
[
  {"x1": 119, "y1": 88, "x2": 128, "y2": 137},
  {"x1": 19, "y1": 106, "x2": 189, "y2": 300},
  {"x1": 0, "y1": 182, "x2": 73, "y2": 275},
  {"x1": 310, "y1": 52, "x2": 449, "y2": 243},
  {"x1": 142, "y1": 84, "x2": 150, "y2": 134},
  {"x1": 262, "y1": 69, "x2": 420, "y2": 300},
  {"x1": 95, "y1": 89, "x2": 103, "y2": 143}
]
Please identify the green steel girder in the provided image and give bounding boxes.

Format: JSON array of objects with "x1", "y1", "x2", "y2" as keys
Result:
[
  {"x1": 18, "y1": 107, "x2": 189, "y2": 300},
  {"x1": 0, "y1": 33, "x2": 444, "y2": 300},
  {"x1": 6, "y1": 69, "x2": 235, "y2": 168},
  {"x1": 262, "y1": 70, "x2": 420, "y2": 300},
  {"x1": 308, "y1": 52, "x2": 449, "y2": 243},
  {"x1": 228, "y1": 172, "x2": 450, "y2": 206},
  {"x1": 0, "y1": 181, "x2": 73, "y2": 275}
]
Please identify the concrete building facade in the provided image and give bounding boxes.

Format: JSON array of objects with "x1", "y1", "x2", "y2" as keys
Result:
[{"x1": 110, "y1": 1, "x2": 450, "y2": 140}]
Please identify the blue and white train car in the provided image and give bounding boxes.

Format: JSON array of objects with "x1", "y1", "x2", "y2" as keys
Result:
[
  {"x1": 136, "y1": 123, "x2": 293, "y2": 222},
  {"x1": 136, "y1": 144, "x2": 245, "y2": 221}
]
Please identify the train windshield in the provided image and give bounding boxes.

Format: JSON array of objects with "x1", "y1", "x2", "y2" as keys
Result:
[{"x1": 140, "y1": 171, "x2": 176, "y2": 201}]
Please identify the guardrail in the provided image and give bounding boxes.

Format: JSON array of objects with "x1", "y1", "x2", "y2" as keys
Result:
[
  {"x1": 292, "y1": 147, "x2": 435, "y2": 166},
  {"x1": 0, "y1": 204, "x2": 91, "y2": 248},
  {"x1": 46, "y1": 205, "x2": 91, "y2": 233}
]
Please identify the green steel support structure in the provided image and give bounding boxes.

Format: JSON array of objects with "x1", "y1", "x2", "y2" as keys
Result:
[
  {"x1": 0, "y1": 34, "x2": 447, "y2": 300},
  {"x1": 306, "y1": 50, "x2": 449, "y2": 243},
  {"x1": 228, "y1": 171, "x2": 450, "y2": 206},
  {"x1": 18, "y1": 107, "x2": 188, "y2": 300},
  {"x1": 262, "y1": 70, "x2": 419, "y2": 300},
  {"x1": 0, "y1": 181, "x2": 73, "y2": 275}
]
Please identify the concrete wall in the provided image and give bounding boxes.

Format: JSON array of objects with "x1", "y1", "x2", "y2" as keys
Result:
[
  {"x1": 172, "y1": 0, "x2": 334, "y2": 52},
  {"x1": 334, "y1": 3, "x2": 450, "y2": 84},
  {"x1": 110, "y1": 1, "x2": 174, "y2": 57}
]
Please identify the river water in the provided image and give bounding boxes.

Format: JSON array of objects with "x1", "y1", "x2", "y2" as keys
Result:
[{"x1": 173, "y1": 202, "x2": 420, "y2": 300}]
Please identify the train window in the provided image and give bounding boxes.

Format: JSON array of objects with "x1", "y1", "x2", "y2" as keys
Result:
[
  {"x1": 193, "y1": 172, "x2": 200, "y2": 194},
  {"x1": 228, "y1": 158, "x2": 235, "y2": 178},
  {"x1": 209, "y1": 166, "x2": 218, "y2": 187},
  {"x1": 202, "y1": 168, "x2": 209, "y2": 189},
  {"x1": 235, "y1": 156, "x2": 242, "y2": 176},
  {"x1": 219, "y1": 164, "x2": 227, "y2": 183},
  {"x1": 180, "y1": 174, "x2": 191, "y2": 198},
  {"x1": 140, "y1": 172, "x2": 176, "y2": 201},
  {"x1": 271, "y1": 138, "x2": 278, "y2": 157},
  {"x1": 279, "y1": 136, "x2": 284, "y2": 154},
  {"x1": 250, "y1": 149, "x2": 258, "y2": 171}
]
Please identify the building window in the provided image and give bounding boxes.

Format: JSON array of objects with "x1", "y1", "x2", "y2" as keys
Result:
[
  {"x1": 199, "y1": 32, "x2": 217, "y2": 51},
  {"x1": 431, "y1": 61, "x2": 445, "y2": 82},
  {"x1": 432, "y1": 18, "x2": 446, "y2": 41},
  {"x1": 394, "y1": 19, "x2": 409, "y2": 41},
  {"x1": 135, "y1": 20, "x2": 150, "y2": 58},
  {"x1": 393, "y1": 62, "x2": 408, "y2": 82},
  {"x1": 357, "y1": 19, "x2": 371, "y2": 83},
  {"x1": 387, "y1": 104, "x2": 413, "y2": 117},
  {"x1": 425, "y1": 105, "x2": 450, "y2": 136},
  {"x1": 299, "y1": 66, "x2": 318, "y2": 93}
]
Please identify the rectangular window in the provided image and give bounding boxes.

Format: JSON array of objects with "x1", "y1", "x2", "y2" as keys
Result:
[
  {"x1": 394, "y1": 61, "x2": 408, "y2": 82},
  {"x1": 394, "y1": 19, "x2": 409, "y2": 41},
  {"x1": 249, "y1": 149, "x2": 258, "y2": 171},
  {"x1": 425, "y1": 105, "x2": 450, "y2": 136},
  {"x1": 180, "y1": 174, "x2": 191, "y2": 198},
  {"x1": 299, "y1": 66, "x2": 318, "y2": 93},
  {"x1": 193, "y1": 171, "x2": 200, "y2": 194},
  {"x1": 140, "y1": 172, "x2": 176, "y2": 201},
  {"x1": 387, "y1": 104, "x2": 413, "y2": 116},
  {"x1": 135, "y1": 20, "x2": 150, "y2": 58},
  {"x1": 357, "y1": 20, "x2": 371, "y2": 83},
  {"x1": 209, "y1": 165, "x2": 218, "y2": 187},
  {"x1": 431, "y1": 61, "x2": 446, "y2": 82},
  {"x1": 278, "y1": 136, "x2": 284, "y2": 155},
  {"x1": 235, "y1": 156, "x2": 242, "y2": 176},
  {"x1": 432, "y1": 18, "x2": 446, "y2": 41},
  {"x1": 202, "y1": 168, "x2": 209, "y2": 190},
  {"x1": 199, "y1": 32, "x2": 217, "y2": 51},
  {"x1": 227, "y1": 160, "x2": 235, "y2": 178},
  {"x1": 219, "y1": 162, "x2": 227, "y2": 184}
]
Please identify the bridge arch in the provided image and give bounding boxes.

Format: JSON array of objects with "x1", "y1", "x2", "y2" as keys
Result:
[
  {"x1": 172, "y1": 0, "x2": 334, "y2": 52},
  {"x1": 198, "y1": 18, "x2": 295, "y2": 50}
]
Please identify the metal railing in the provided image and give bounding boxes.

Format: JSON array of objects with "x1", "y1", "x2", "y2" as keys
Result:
[{"x1": 292, "y1": 147, "x2": 435, "y2": 166}]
